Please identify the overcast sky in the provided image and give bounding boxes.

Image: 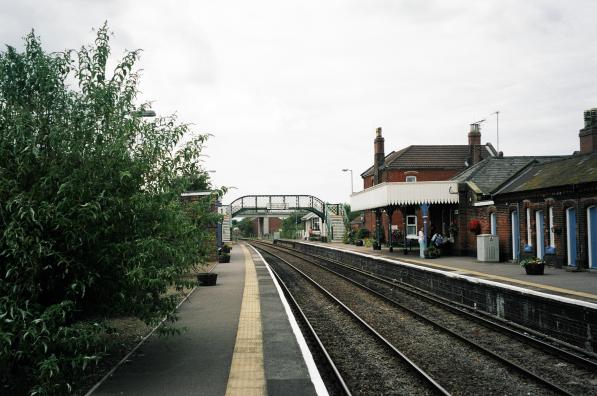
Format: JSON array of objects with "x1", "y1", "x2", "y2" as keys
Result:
[{"x1": 2, "y1": 1, "x2": 597, "y2": 204}]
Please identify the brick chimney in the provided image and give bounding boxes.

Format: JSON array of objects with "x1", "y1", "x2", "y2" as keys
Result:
[
  {"x1": 373, "y1": 127, "x2": 385, "y2": 184},
  {"x1": 468, "y1": 123, "x2": 481, "y2": 165},
  {"x1": 579, "y1": 108, "x2": 597, "y2": 154}
]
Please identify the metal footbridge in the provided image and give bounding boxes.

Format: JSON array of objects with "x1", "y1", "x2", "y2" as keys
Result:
[{"x1": 219, "y1": 194, "x2": 348, "y2": 242}]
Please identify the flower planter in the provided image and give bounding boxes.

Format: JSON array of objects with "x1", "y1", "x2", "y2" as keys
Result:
[
  {"x1": 355, "y1": 240, "x2": 364, "y2": 246},
  {"x1": 524, "y1": 263, "x2": 545, "y2": 275},
  {"x1": 197, "y1": 272, "x2": 218, "y2": 286},
  {"x1": 218, "y1": 255, "x2": 230, "y2": 263}
]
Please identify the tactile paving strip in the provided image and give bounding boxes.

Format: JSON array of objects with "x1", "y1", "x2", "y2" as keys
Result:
[{"x1": 225, "y1": 245, "x2": 266, "y2": 396}]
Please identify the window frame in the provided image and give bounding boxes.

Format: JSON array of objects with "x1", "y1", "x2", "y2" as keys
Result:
[
  {"x1": 548, "y1": 206, "x2": 555, "y2": 247},
  {"x1": 406, "y1": 215, "x2": 417, "y2": 236},
  {"x1": 405, "y1": 175, "x2": 417, "y2": 183},
  {"x1": 526, "y1": 208, "x2": 532, "y2": 246},
  {"x1": 490, "y1": 212, "x2": 497, "y2": 235}
]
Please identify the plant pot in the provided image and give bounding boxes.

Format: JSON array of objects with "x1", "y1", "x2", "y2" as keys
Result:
[
  {"x1": 524, "y1": 263, "x2": 545, "y2": 275},
  {"x1": 197, "y1": 272, "x2": 217, "y2": 286},
  {"x1": 218, "y1": 255, "x2": 230, "y2": 263},
  {"x1": 355, "y1": 240, "x2": 364, "y2": 246},
  {"x1": 372, "y1": 242, "x2": 381, "y2": 250}
]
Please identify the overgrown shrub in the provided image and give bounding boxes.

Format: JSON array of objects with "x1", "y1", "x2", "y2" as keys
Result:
[
  {"x1": 0, "y1": 25, "x2": 219, "y2": 394},
  {"x1": 356, "y1": 228, "x2": 370, "y2": 239}
]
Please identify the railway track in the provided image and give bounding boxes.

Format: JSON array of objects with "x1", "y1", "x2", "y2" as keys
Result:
[
  {"x1": 266, "y1": 241, "x2": 597, "y2": 371},
  {"x1": 251, "y1": 241, "x2": 597, "y2": 395},
  {"x1": 255, "y1": 245, "x2": 450, "y2": 395}
]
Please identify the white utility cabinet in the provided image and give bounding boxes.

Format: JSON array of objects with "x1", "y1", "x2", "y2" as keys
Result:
[{"x1": 477, "y1": 234, "x2": 499, "y2": 262}]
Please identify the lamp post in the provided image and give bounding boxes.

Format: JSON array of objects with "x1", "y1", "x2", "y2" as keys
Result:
[{"x1": 342, "y1": 168, "x2": 354, "y2": 194}]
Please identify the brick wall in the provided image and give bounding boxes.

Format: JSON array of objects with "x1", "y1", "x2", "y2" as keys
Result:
[
  {"x1": 385, "y1": 169, "x2": 461, "y2": 182},
  {"x1": 492, "y1": 183, "x2": 597, "y2": 268}
]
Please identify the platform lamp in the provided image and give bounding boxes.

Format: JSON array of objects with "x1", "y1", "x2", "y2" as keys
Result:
[{"x1": 342, "y1": 168, "x2": 354, "y2": 194}]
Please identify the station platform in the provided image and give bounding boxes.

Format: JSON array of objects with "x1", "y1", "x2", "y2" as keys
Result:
[
  {"x1": 88, "y1": 242, "x2": 323, "y2": 396},
  {"x1": 304, "y1": 240, "x2": 597, "y2": 304}
]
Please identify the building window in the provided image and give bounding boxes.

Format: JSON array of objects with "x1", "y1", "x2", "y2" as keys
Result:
[
  {"x1": 406, "y1": 176, "x2": 417, "y2": 183},
  {"x1": 311, "y1": 217, "x2": 320, "y2": 231},
  {"x1": 490, "y1": 212, "x2": 497, "y2": 235},
  {"x1": 548, "y1": 206, "x2": 555, "y2": 247},
  {"x1": 526, "y1": 208, "x2": 532, "y2": 246},
  {"x1": 406, "y1": 215, "x2": 417, "y2": 236}
]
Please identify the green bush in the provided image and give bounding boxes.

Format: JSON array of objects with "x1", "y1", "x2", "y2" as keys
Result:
[
  {"x1": 356, "y1": 228, "x2": 370, "y2": 240},
  {"x1": 0, "y1": 25, "x2": 220, "y2": 394}
]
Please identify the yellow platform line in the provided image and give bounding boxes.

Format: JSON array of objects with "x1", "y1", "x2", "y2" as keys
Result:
[
  {"x1": 395, "y1": 256, "x2": 597, "y2": 301},
  {"x1": 225, "y1": 245, "x2": 266, "y2": 396}
]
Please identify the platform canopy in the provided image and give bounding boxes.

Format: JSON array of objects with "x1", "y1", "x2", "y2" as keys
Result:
[{"x1": 350, "y1": 181, "x2": 459, "y2": 211}]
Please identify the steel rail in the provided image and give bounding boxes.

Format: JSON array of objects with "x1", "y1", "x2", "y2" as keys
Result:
[
  {"x1": 256, "y1": 241, "x2": 576, "y2": 396},
  {"x1": 267, "y1": 240, "x2": 597, "y2": 371},
  {"x1": 254, "y1": 243, "x2": 452, "y2": 396}
]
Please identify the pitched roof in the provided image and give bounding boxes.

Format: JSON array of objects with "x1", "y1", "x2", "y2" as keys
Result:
[
  {"x1": 496, "y1": 152, "x2": 597, "y2": 194},
  {"x1": 361, "y1": 144, "x2": 495, "y2": 177},
  {"x1": 452, "y1": 156, "x2": 562, "y2": 195}
]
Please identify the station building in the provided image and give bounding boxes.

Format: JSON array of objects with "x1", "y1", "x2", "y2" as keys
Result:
[
  {"x1": 357, "y1": 124, "x2": 496, "y2": 246},
  {"x1": 352, "y1": 108, "x2": 597, "y2": 271}
]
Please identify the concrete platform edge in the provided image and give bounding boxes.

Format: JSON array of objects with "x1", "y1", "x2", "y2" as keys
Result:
[
  {"x1": 248, "y1": 244, "x2": 328, "y2": 396},
  {"x1": 294, "y1": 240, "x2": 597, "y2": 310}
]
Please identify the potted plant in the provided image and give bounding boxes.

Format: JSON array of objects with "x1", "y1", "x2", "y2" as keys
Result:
[
  {"x1": 425, "y1": 245, "x2": 440, "y2": 259},
  {"x1": 222, "y1": 243, "x2": 232, "y2": 253},
  {"x1": 197, "y1": 272, "x2": 218, "y2": 286},
  {"x1": 218, "y1": 252, "x2": 231, "y2": 263},
  {"x1": 355, "y1": 239, "x2": 364, "y2": 246},
  {"x1": 520, "y1": 256, "x2": 545, "y2": 275},
  {"x1": 194, "y1": 262, "x2": 218, "y2": 286}
]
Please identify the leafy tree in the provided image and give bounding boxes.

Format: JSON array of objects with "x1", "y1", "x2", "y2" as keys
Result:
[
  {"x1": 280, "y1": 212, "x2": 304, "y2": 238},
  {"x1": 0, "y1": 25, "x2": 220, "y2": 394},
  {"x1": 237, "y1": 217, "x2": 254, "y2": 237}
]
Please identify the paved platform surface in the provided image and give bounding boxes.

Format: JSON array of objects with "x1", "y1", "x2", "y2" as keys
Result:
[
  {"x1": 303, "y1": 241, "x2": 597, "y2": 304},
  {"x1": 90, "y1": 242, "x2": 318, "y2": 396}
]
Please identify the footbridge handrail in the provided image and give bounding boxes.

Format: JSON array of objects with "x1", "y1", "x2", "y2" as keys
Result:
[{"x1": 228, "y1": 195, "x2": 326, "y2": 219}]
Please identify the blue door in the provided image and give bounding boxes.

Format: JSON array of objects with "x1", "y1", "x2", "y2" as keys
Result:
[
  {"x1": 535, "y1": 211, "x2": 544, "y2": 259},
  {"x1": 511, "y1": 210, "x2": 520, "y2": 260},
  {"x1": 588, "y1": 206, "x2": 597, "y2": 269},
  {"x1": 566, "y1": 208, "x2": 577, "y2": 267}
]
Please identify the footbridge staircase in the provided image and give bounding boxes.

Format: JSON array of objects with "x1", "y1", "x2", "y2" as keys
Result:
[{"x1": 220, "y1": 195, "x2": 348, "y2": 242}]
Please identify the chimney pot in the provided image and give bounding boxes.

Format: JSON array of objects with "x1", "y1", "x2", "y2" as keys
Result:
[
  {"x1": 373, "y1": 127, "x2": 385, "y2": 184},
  {"x1": 579, "y1": 107, "x2": 597, "y2": 153}
]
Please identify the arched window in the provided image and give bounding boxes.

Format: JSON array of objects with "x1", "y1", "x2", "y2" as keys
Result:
[
  {"x1": 526, "y1": 208, "x2": 532, "y2": 246},
  {"x1": 511, "y1": 210, "x2": 520, "y2": 260},
  {"x1": 588, "y1": 206, "x2": 597, "y2": 269},
  {"x1": 548, "y1": 206, "x2": 555, "y2": 248},
  {"x1": 566, "y1": 207, "x2": 577, "y2": 267},
  {"x1": 535, "y1": 210, "x2": 544, "y2": 259}
]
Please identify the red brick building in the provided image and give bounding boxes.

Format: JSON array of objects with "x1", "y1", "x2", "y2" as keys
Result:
[
  {"x1": 455, "y1": 107, "x2": 597, "y2": 269},
  {"x1": 359, "y1": 125, "x2": 495, "y2": 243},
  {"x1": 352, "y1": 108, "x2": 597, "y2": 270}
]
